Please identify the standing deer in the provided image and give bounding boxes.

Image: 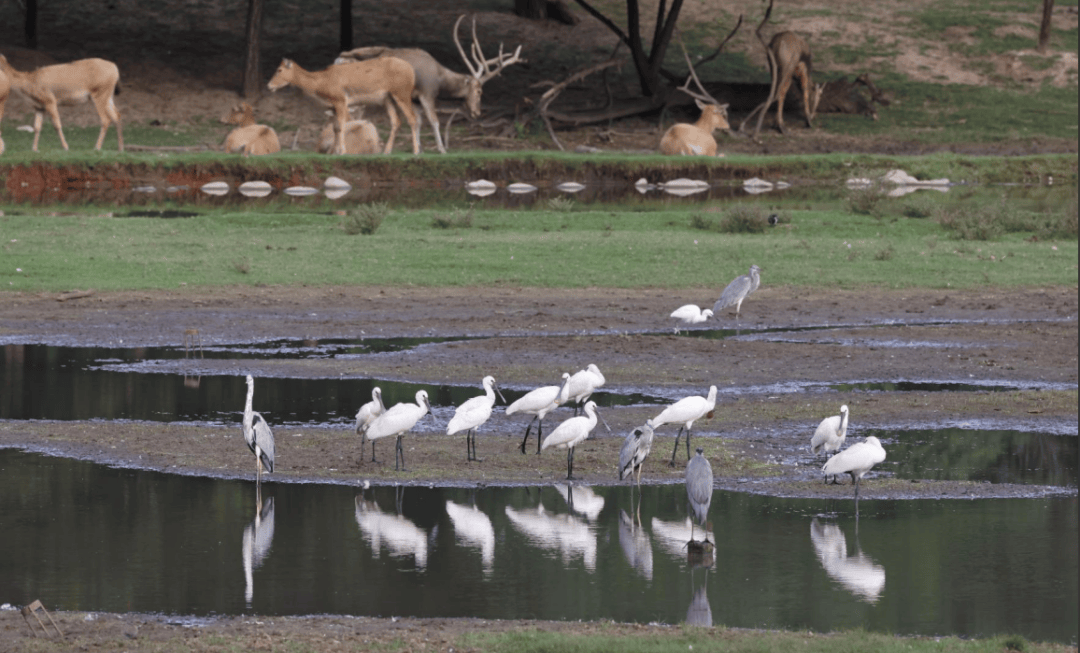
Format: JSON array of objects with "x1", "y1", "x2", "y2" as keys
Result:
[
  {"x1": 220, "y1": 102, "x2": 281, "y2": 156},
  {"x1": 659, "y1": 35, "x2": 734, "y2": 157},
  {"x1": 742, "y1": 30, "x2": 824, "y2": 136},
  {"x1": 0, "y1": 68, "x2": 9, "y2": 155},
  {"x1": 267, "y1": 57, "x2": 420, "y2": 155},
  {"x1": 317, "y1": 109, "x2": 381, "y2": 154},
  {"x1": 336, "y1": 15, "x2": 524, "y2": 154},
  {"x1": 0, "y1": 55, "x2": 123, "y2": 152}
]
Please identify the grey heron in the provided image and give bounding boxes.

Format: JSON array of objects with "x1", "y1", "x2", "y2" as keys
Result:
[
  {"x1": 447, "y1": 375, "x2": 506, "y2": 462},
  {"x1": 565, "y1": 364, "x2": 605, "y2": 416},
  {"x1": 686, "y1": 447, "x2": 714, "y2": 545},
  {"x1": 618, "y1": 420, "x2": 655, "y2": 486},
  {"x1": 670, "y1": 304, "x2": 714, "y2": 334},
  {"x1": 822, "y1": 436, "x2": 887, "y2": 498},
  {"x1": 712, "y1": 264, "x2": 761, "y2": 319},
  {"x1": 652, "y1": 385, "x2": 718, "y2": 466},
  {"x1": 365, "y1": 390, "x2": 433, "y2": 471},
  {"x1": 541, "y1": 400, "x2": 610, "y2": 480},
  {"x1": 355, "y1": 387, "x2": 386, "y2": 463},
  {"x1": 810, "y1": 405, "x2": 850, "y2": 481},
  {"x1": 506, "y1": 372, "x2": 571, "y2": 454},
  {"x1": 243, "y1": 375, "x2": 275, "y2": 495}
]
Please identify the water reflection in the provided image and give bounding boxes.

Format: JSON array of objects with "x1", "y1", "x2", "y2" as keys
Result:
[
  {"x1": 651, "y1": 517, "x2": 714, "y2": 562},
  {"x1": 354, "y1": 491, "x2": 431, "y2": 571},
  {"x1": 618, "y1": 509, "x2": 653, "y2": 581},
  {"x1": 810, "y1": 517, "x2": 885, "y2": 604},
  {"x1": 445, "y1": 499, "x2": 495, "y2": 577},
  {"x1": 505, "y1": 500, "x2": 597, "y2": 572},
  {"x1": 555, "y1": 483, "x2": 605, "y2": 521},
  {"x1": 242, "y1": 497, "x2": 276, "y2": 607},
  {"x1": 685, "y1": 567, "x2": 712, "y2": 627}
]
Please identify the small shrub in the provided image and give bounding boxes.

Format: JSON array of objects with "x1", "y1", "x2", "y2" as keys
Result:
[
  {"x1": 547, "y1": 196, "x2": 575, "y2": 212},
  {"x1": 432, "y1": 206, "x2": 474, "y2": 229},
  {"x1": 343, "y1": 202, "x2": 388, "y2": 235},
  {"x1": 900, "y1": 195, "x2": 937, "y2": 218},
  {"x1": 847, "y1": 185, "x2": 884, "y2": 217},
  {"x1": 718, "y1": 205, "x2": 767, "y2": 233},
  {"x1": 1003, "y1": 635, "x2": 1028, "y2": 652},
  {"x1": 936, "y1": 206, "x2": 1002, "y2": 240},
  {"x1": 690, "y1": 213, "x2": 716, "y2": 231},
  {"x1": 874, "y1": 244, "x2": 895, "y2": 261},
  {"x1": 232, "y1": 257, "x2": 250, "y2": 274}
]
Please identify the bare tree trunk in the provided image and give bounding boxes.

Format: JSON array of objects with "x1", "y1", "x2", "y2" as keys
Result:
[
  {"x1": 1037, "y1": 0, "x2": 1054, "y2": 52},
  {"x1": 242, "y1": 0, "x2": 265, "y2": 99},
  {"x1": 340, "y1": 0, "x2": 353, "y2": 51},
  {"x1": 24, "y1": 0, "x2": 38, "y2": 49}
]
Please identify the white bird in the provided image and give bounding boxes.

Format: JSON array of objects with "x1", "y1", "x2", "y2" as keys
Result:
[
  {"x1": 651, "y1": 385, "x2": 717, "y2": 466},
  {"x1": 713, "y1": 264, "x2": 761, "y2": 319},
  {"x1": 243, "y1": 375, "x2": 275, "y2": 495},
  {"x1": 506, "y1": 372, "x2": 571, "y2": 454},
  {"x1": 242, "y1": 496, "x2": 275, "y2": 607},
  {"x1": 686, "y1": 447, "x2": 714, "y2": 545},
  {"x1": 822, "y1": 436, "x2": 887, "y2": 498},
  {"x1": 670, "y1": 304, "x2": 714, "y2": 334},
  {"x1": 811, "y1": 405, "x2": 850, "y2": 482},
  {"x1": 565, "y1": 364, "x2": 605, "y2": 415},
  {"x1": 618, "y1": 421, "x2": 655, "y2": 486},
  {"x1": 541, "y1": 400, "x2": 610, "y2": 480},
  {"x1": 355, "y1": 387, "x2": 386, "y2": 462},
  {"x1": 364, "y1": 390, "x2": 433, "y2": 471},
  {"x1": 446, "y1": 375, "x2": 506, "y2": 462}
]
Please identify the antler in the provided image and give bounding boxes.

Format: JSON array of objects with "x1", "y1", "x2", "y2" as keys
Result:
[{"x1": 454, "y1": 14, "x2": 525, "y2": 84}]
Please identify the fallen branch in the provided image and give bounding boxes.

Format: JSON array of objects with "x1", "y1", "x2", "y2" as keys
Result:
[
  {"x1": 536, "y1": 57, "x2": 624, "y2": 150},
  {"x1": 57, "y1": 290, "x2": 95, "y2": 302}
]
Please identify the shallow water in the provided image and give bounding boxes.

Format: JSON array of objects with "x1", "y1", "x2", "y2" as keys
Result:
[{"x1": 0, "y1": 450, "x2": 1074, "y2": 642}]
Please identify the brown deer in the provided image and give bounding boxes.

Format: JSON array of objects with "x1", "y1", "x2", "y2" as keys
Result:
[
  {"x1": 0, "y1": 68, "x2": 9, "y2": 155},
  {"x1": 336, "y1": 15, "x2": 524, "y2": 154},
  {"x1": 268, "y1": 57, "x2": 420, "y2": 155},
  {"x1": 317, "y1": 109, "x2": 381, "y2": 154},
  {"x1": 744, "y1": 31, "x2": 823, "y2": 136},
  {"x1": 220, "y1": 102, "x2": 281, "y2": 156},
  {"x1": 0, "y1": 55, "x2": 123, "y2": 152},
  {"x1": 659, "y1": 36, "x2": 733, "y2": 157}
]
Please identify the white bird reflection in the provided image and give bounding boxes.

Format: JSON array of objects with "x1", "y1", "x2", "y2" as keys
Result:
[
  {"x1": 651, "y1": 517, "x2": 714, "y2": 565},
  {"x1": 445, "y1": 500, "x2": 495, "y2": 577},
  {"x1": 554, "y1": 483, "x2": 605, "y2": 521},
  {"x1": 618, "y1": 509, "x2": 653, "y2": 581},
  {"x1": 810, "y1": 517, "x2": 885, "y2": 603},
  {"x1": 354, "y1": 495, "x2": 430, "y2": 570},
  {"x1": 505, "y1": 501, "x2": 597, "y2": 572},
  {"x1": 242, "y1": 497, "x2": 276, "y2": 608}
]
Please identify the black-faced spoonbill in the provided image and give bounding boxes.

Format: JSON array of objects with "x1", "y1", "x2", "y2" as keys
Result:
[
  {"x1": 822, "y1": 436, "x2": 887, "y2": 498},
  {"x1": 447, "y1": 375, "x2": 506, "y2": 462},
  {"x1": 652, "y1": 385, "x2": 718, "y2": 466},
  {"x1": 565, "y1": 364, "x2": 605, "y2": 416},
  {"x1": 618, "y1": 420, "x2": 655, "y2": 486},
  {"x1": 243, "y1": 375, "x2": 276, "y2": 497},
  {"x1": 355, "y1": 387, "x2": 386, "y2": 463},
  {"x1": 811, "y1": 404, "x2": 849, "y2": 480},
  {"x1": 541, "y1": 400, "x2": 610, "y2": 480},
  {"x1": 365, "y1": 390, "x2": 434, "y2": 471},
  {"x1": 712, "y1": 264, "x2": 761, "y2": 319},
  {"x1": 686, "y1": 447, "x2": 714, "y2": 545},
  {"x1": 506, "y1": 372, "x2": 571, "y2": 454},
  {"x1": 670, "y1": 304, "x2": 714, "y2": 333}
]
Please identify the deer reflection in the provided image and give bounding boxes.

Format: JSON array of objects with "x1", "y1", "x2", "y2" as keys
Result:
[
  {"x1": 445, "y1": 499, "x2": 495, "y2": 577},
  {"x1": 554, "y1": 483, "x2": 605, "y2": 521},
  {"x1": 505, "y1": 500, "x2": 597, "y2": 572},
  {"x1": 651, "y1": 517, "x2": 714, "y2": 564},
  {"x1": 354, "y1": 492, "x2": 431, "y2": 570},
  {"x1": 242, "y1": 496, "x2": 275, "y2": 608},
  {"x1": 618, "y1": 509, "x2": 653, "y2": 581},
  {"x1": 810, "y1": 517, "x2": 885, "y2": 603}
]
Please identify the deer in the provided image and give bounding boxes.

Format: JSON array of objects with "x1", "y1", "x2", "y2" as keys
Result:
[
  {"x1": 317, "y1": 109, "x2": 381, "y2": 154},
  {"x1": 336, "y1": 15, "x2": 524, "y2": 154},
  {"x1": 219, "y1": 102, "x2": 281, "y2": 156},
  {"x1": 267, "y1": 57, "x2": 420, "y2": 156},
  {"x1": 0, "y1": 55, "x2": 123, "y2": 152},
  {"x1": 659, "y1": 35, "x2": 733, "y2": 157},
  {"x1": 0, "y1": 68, "x2": 9, "y2": 155},
  {"x1": 757, "y1": 31, "x2": 823, "y2": 134}
]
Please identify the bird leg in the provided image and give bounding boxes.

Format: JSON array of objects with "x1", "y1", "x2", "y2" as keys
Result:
[
  {"x1": 566, "y1": 447, "x2": 575, "y2": 480},
  {"x1": 518, "y1": 417, "x2": 537, "y2": 454},
  {"x1": 469, "y1": 430, "x2": 483, "y2": 462},
  {"x1": 853, "y1": 474, "x2": 860, "y2": 500},
  {"x1": 370, "y1": 441, "x2": 378, "y2": 464},
  {"x1": 668, "y1": 427, "x2": 686, "y2": 467},
  {"x1": 535, "y1": 419, "x2": 543, "y2": 454},
  {"x1": 395, "y1": 435, "x2": 406, "y2": 471},
  {"x1": 685, "y1": 428, "x2": 692, "y2": 461}
]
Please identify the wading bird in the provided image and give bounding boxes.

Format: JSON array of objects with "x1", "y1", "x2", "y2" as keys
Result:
[
  {"x1": 565, "y1": 364, "x2": 605, "y2": 416},
  {"x1": 365, "y1": 390, "x2": 433, "y2": 471},
  {"x1": 447, "y1": 375, "x2": 506, "y2": 462},
  {"x1": 652, "y1": 385, "x2": 718, "y2": 466},
  {"x1": 618, "y1": 421, "x2": 655, "y2": 486},
  {"x1": 811, "y1": 404, "x2": 850, "y2": 481},
  {"x1": 670, "y1": 304, "x2": 714, "y2": 334},
  {"x1": 822, "y1": 436, "x2": 887, "y2": 498},
  {"x1": 712, "y1": 264, "x2": 761, "y2": 319},
  {"x1": 686, "y1": 447, "x2": 714, "y2": 545},
  {"x1": 243, "y1": 375, "x2": 275, "y2": 496},
  {"x1": 541, "y1": 400, "x2": 610, "y2": 480},
  {"x1": 355, "y1": 387, "x2": 386, "y2": 463},
  {"x1": 506, "y1": 372, "x2": 571, "y2": 454}
]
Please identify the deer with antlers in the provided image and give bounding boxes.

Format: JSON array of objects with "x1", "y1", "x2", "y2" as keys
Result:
[
  {"x1": 268, "y1": 57, "x2": 420, "y2": 155},
  {"x1": 336, "y1": 15, "x2": 524, "y2": 154},
  {"x1": 0, "y1": 55, "x2": 123, "y2": 152},
  {"x1": 659, "y1": 33, "x2": 737, "y2": 157}
]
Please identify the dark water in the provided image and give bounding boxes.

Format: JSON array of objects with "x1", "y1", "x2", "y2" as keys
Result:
[{"x1": 0, "y1": 449, "x2": 1074, "y2": 642}]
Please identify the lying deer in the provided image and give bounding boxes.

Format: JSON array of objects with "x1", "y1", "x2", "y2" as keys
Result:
[
  {"x1": 660, "y1": 37, "x2": 732, "y2": 157},
  {"x1": 317, "y1": 109, "x2": 381, "y2": 154},
  {"x1": 268, "y1": 57, "x2": 419, "y2": 155},
  {"x1": 336, "y1": 15, "x2": 523, "y2": 154},
  {"x1": 744, "y1": 31, "x2": 823, "y2": 135},
  {"x1": 220, "y1": 102, "x2": 281, "y2": 156},
  {"x1": 0, "y1": 55, "x2": 123, "y2": 152},
  {"x1": 0, "y1": 68, "x2": 8, "y2": 155}
]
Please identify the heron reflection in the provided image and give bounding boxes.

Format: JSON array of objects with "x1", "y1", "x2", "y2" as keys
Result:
[
  {"x1": 685, "y1": 566, "x2": 712, "y2": 627},
  {"x1": 242, "y1": 496, "x2": 275, "y2": 608},
  {"x1": 354, "y1": 492, "x2": 431, "y2": 570},
  {"x1": 618, "y1": 509, "x2": 653, "y2": 581},
  {"x1": 445, "y1": 499, "x2": 495, "y2": 577},
  {"x1": 505, "y1": 499, "x2": 597, "y2": 572},
  {"x1": 810, "y1": 517, "x2": 885, "y2": 603},
  {"x1": 651, "y1": 517, "x2": 714, "y2": 565},
  {"x1": 554, "y1": 483, "x2": 605, "y2": 521}
]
